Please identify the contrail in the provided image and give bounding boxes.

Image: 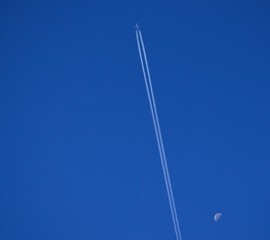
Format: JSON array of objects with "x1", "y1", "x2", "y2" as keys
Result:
[
  {"x1": 138, "y1": 29, "x2": 182, "y2": 240},
  {"x1": 136, "y1": 26, "x2": 183, "y2": 240},
  {"x1": 136, "y1": 30, "x2": 179, "y2": 236}
]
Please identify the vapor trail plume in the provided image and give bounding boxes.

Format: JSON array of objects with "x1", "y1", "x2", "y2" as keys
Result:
[{"x1": 136, "y1": 27, "x2": 183, "y2": 240}]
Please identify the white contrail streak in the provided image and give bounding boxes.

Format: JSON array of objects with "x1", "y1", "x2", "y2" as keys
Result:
[
  {"x1": 136, "y1": 30, "x2": 179, "y2": 237},
  {"x1": 138, "y1": 30, "x2": 182, "y2": 240},
  {"x1": 136, "y1": 27, "x2": 183, "y2": 240}
]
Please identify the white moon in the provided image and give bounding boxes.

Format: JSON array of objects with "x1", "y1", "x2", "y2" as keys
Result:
[{"x1": 214, "y1": 213, "x2": 222, "y2": 222}]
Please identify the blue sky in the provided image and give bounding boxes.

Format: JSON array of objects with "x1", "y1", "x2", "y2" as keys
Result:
[{"x1": 1, "y1": 1, "x2": 270, "y2": 239}]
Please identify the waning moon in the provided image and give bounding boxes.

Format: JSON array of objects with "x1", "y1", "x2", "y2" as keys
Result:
[{"x1": 214, "y1": 213, "x2": 222, "y2": 222}]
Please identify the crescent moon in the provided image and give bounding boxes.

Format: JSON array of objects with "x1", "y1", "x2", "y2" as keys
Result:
[{"x1": 214, "y1": 213, "x2": 222, "y2": 222}]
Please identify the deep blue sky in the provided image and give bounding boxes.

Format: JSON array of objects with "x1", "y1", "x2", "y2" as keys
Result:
[{"x1": 1, "y1": 1, "x2": 270, "y2": 239}]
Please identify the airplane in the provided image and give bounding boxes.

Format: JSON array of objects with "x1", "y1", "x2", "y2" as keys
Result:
[{"x1": 135, "y1": 23, "x2": 139, "y2": 30}]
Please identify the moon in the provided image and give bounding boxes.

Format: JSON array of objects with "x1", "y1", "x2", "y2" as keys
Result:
[{"x1": 214, "y1": 213, "x2": 222, "y2": 222}]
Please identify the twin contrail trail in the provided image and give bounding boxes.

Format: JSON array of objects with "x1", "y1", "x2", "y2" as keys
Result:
[{"x1": 135, "y1": 25, "x2": 183, "y2": 240}]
